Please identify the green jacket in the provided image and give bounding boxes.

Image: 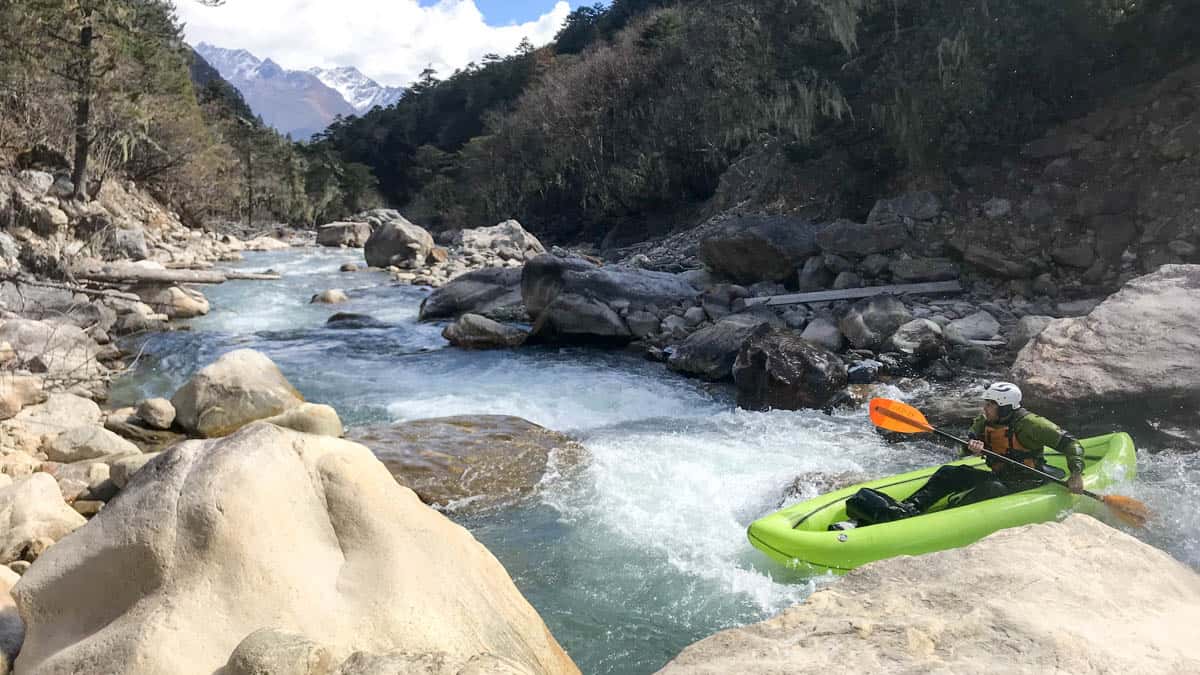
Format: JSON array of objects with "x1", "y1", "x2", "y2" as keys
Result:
[{"x1": 964, "y1": 409, "x2": 1085, "y2": 475}]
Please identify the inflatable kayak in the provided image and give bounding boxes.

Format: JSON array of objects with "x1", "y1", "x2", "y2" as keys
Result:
[{"x1": 747, "y1": 432, "x2": 1137, "y2": 574}]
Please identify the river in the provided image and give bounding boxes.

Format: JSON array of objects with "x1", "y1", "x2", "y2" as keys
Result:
[{"x1": 109, "y1": 248, "x2": 1200, "y2": 675}]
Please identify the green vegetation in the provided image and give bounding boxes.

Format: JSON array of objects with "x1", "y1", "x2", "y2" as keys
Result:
[
  {"x1": 0, "y1": 0, "x2": 378, "y2": 227},
  {"x1": 316, "y1": 0, "x2": 1199, "y2": 239}
]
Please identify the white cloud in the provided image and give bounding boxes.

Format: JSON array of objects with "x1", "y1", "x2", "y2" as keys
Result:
[{"x1": 175, "y1": 0, "x2": 571, "y2": 87}]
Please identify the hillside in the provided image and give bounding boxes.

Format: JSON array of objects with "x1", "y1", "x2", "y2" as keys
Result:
[{"x1": 316, "y1": 0, "x2": 1200, "y2": 247}]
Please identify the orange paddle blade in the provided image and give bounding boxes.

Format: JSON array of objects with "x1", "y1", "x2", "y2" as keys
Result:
[
  {"x1": 1102, "y1": 495, "x2": 1151, "y2": 528},
  {"x1": 869, "y1": 398, "x2": 935, "y2": 434}
]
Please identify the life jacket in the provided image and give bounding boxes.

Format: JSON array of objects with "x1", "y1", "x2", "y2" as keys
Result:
[{"x1": 982, "y1": 410, "x2": 1042, "y2": 473}]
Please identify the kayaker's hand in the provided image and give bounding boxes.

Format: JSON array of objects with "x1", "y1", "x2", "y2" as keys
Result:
[
  {"x1": 1067, "y1": 473, "x2": 1084, "y2": 494},
  {"x1": 967, "y1": 440, "x2": 985, "y2": 456}
]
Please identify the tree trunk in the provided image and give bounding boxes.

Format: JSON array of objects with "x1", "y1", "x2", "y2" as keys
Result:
[{"x1": 70, "y1": 20, "x2": 94, "y2": 201}]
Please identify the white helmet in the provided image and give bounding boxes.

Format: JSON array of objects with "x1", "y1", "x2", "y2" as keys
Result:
[{"x1": 982, "y1": 382, "x2": 1022, "y2": 407}]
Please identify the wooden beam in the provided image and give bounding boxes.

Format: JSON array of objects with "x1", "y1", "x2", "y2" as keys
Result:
[
  {"x1": 74, "y1": 266, "x2": 280, "y2": 285},
  {"x1": 743, "y1": 280, "x2": 962, "y2": 307}
]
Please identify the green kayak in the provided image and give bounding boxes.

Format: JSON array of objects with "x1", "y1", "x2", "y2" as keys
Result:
[{"x1": 747, "y1": 432, "x2": 1137, "y2": 574}]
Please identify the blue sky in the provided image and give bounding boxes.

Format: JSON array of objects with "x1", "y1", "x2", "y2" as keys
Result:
[
  {"x1": 178, "y1": 0, "x2": 590, "y2": 87},
  {"x1": 467, "y1": 1, "x2": 595, "y2": 25}
]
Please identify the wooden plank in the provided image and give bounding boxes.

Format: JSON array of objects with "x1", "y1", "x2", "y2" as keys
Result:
[
  {"x1": 743, "y1": 280, "x2": 962, "y2": 307},
  {"x1": 75, "y1": 266, "x2": 281, "y2": 285}
]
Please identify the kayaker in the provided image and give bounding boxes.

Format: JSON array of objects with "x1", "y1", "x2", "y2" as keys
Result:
[
  {"x1": 896, "y1": 382, "x2": 1086, "y2": 515},
  {"x1": 840, "y1": 382, "x2": 1087, "y2": 527}
]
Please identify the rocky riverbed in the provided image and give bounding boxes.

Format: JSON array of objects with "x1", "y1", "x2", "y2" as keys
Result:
[{"x1": 2, "y1": 166, "x2": 1199, "y2": 674}]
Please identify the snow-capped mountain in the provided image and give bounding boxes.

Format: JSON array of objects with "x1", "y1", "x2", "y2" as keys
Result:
[
  {"x1": 309, "y1": 66, "x2": 403, "y2": 114},
  {"x1": 195, "y1": 43, "x2": 385, "y2": 139}
]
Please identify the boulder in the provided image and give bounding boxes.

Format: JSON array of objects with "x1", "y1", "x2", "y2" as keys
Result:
[
  {"x1": 242, "y1": 237, "x2": 290, "y2": 252},
  {"x1": 867, "y1": 192, "x2": 941, "y2": 225},
  {"x1": 889, "y1": 258, "x2": 959, "y2": 282},
  {"x1": 890, "y1": 318, "x2": 944, "y2": 354},
  {"x1": 134, "y1": 285, "x2": 210, "y2": 319},
  {"x1": 733, "y1": 326, "x2": 847, "y2": 411},
  {"x1": 310, "y1": 289, "x2": 349, "y2": 304},
  {"x1": 522, "y1": 255, "x2": 698, "y2": 342},
  {"x1": 364, "y1": 215, "x2": 434, "y2": 268},
  {"x1": 104, "y1": 409, "x2": 184, "y2": 453},
  {"x1": 0, "y1": 374, "x2": 46, "y2": 422},
  {"x1": 617, "y1": 312, "x2": 655, "y2": 339},
  {"x1": 317, "y1": 222, "x2": 372, "y2": 248},
  {"x1": 799, "y1": 317, "x2": 843, "y2": 352},
  {"x1": 224, "y1": 628, "x2": 334, "y2": 675},
  {"x1": 324, "y1": 313, "x2": 390, "y2": 330},
  {"x1": 667, "y1": 313, "x2": 776, "y2": 381},
  {"x1": 135, "y1": 398, "x2": 175, "y2": 430},
  {"x1": 658, "y1": 516, "x2": 1200, "y2": 675},
  {"x1": 1012, "y1": 265, "x2": 1200, "y2": 412},
  {"x1": 1051, "y1": 244, "x2": 1096, "y2": 269},
  {"x1": 795, "y1": 256, "x2": 832, "y2": 292},
  {"x1": 171, "y1": 349, "x2": 304, "y2": 438},
  {"x1": 698, "y1": 216, "x2": 821, "y2": 284},
  {"x1": 945, "y1": 311, "x2": 1001, "y2": 344},
  {"x1": 0, "y1": 320, "x2": 107, "y2": 397},
  {"x1": 961, "y1": 244, "x2": 1037, "y2": 278},
  {"x1": 859, "y1": 254, "x2": 890, "y2": 277},
  {"x1": 1011, "y1": 315, "x2": 1053, "y2": 351},
  {"x1": 11, "y1": 423, "x2": 579, "y2": 675},
  {"x1": 104, "y1": 227, "x2": 149, "y2": 261},
  {"x1": 349, "y1": 415, "x2": 584, "y2": 511},
  {"x1": 418, "y1": 268, "x2": 525, "y2": 322},
  {"x1": 815, "y1": 219, "x2": 907, "y2": 256},
  {"x1": 442, "y1": 314, "x2": 528, "y2": 350},
  {"x1": 455, "y1": 220, "x2": 546, "y2": 261},
  {"x1": 837, "y1": 296, "x2": 913, "y2": 350},
  {"x1": 1, "y1": 394, "x2": 101, "y2": 454},
  {"x1": 43, "y1": 425, "x2": 139, "y2": 463},
  {"x1": 259, "y1": 403, "x2": 344, "y2": 438},
  {"x1": 0, "y1": 567, "x2": 21, "y2": 673},
  {"x1": 109, "y1": 452, "x2": 161, "y2": 490},
  {"x1": 0, "y1": 473, "x2": 86, "y2": 565}
]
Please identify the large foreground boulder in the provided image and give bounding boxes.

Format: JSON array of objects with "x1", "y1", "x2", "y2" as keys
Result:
[
  {"x1": 658, "y1": 515, "x2": 1200, "y2": 674},
  {"x1": 1012, "y1": 265, "x2": 1200, "y2": 412},
  {"x1": 698, "y1": 216, "x2": 821, "y2": 284},
  {"x1": 363, "y1": 214, "x2": 434, "y2": 268},
  {"x1": 522, "y1": 255, "x2": 698, "y2": 341},
  {"x1": 419, "y1": 267, "x2": 525, "y2": 322},
  {"x1": 317, "y1": 221, "x2": 372, "y2": 248},
  {"x1": 12, "y1": 423, "x2": 579, "y2": 675},
  {"x1": 733, "y1": 327, "x2": 847, "y2": 411},
  {"x1": 348, "y1": 415, "x2": 584, "y2": 511},
  {"x1": 171, "y1": 349, "x2": 304, "y2": 438}
]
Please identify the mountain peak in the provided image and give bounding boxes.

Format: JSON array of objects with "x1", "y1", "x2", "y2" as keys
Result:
[{"x1": 309, "y1": 66, "x2": 404, "y2": 114}]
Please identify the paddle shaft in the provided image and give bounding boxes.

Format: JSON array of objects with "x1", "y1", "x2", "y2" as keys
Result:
[
  {"x1": 925, "y1": 422, "x2": 1104, "y2": 501},
  {"x1": 874, "y1": 405, "x2": 1099, "y2": 500}
]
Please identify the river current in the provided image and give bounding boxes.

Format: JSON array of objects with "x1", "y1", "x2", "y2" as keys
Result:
[{"x1": 110, "y1": 248, "x2": 1199, "y2": 675}]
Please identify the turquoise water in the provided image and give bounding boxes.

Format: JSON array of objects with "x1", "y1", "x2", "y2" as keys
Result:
[{"x1": 112, "y1": 248, "x2": 1200, "y2": 674}]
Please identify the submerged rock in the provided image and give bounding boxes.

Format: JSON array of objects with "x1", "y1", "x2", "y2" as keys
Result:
[
  {"x1": 658, "y1": 515, "x2": 1200, "y2": 674},
  {"x1": 12, "y1": 423, "x2": 579, "y2": 675},
  {"x1": 348, "y1": 415, "x2": 584, "y2": 511},
  {"x1": 733, "y1": 326, "x2": 847, "y2": 411}
]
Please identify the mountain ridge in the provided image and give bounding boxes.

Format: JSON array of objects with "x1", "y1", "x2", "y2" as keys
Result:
[{"x1": 194, "y1": 42, "x2": 399, "y2": 139}]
